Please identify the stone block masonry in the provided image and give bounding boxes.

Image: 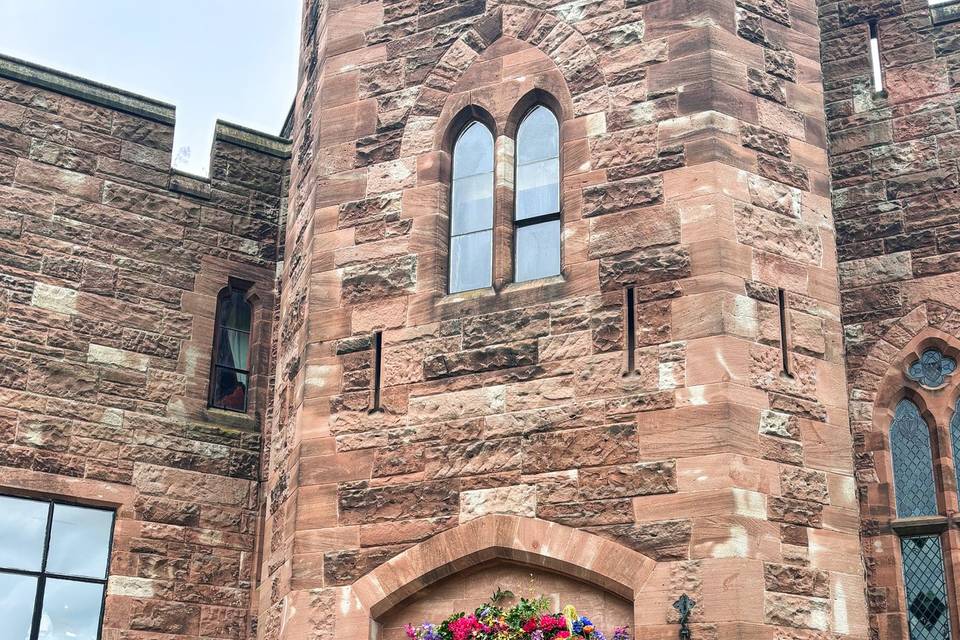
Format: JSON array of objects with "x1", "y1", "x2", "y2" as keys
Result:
[
  {"x1": 13, "y1": 0, "x2": 960, "y2": 634},
  {"x1": 260, "y1": 0, "x2": 870, "y2": 639},
  {"x1": 821, "y1": 0, "x2": 960, "y2": 637},
  {"x1": 0, "y1": 53, "x2": 289, "y2": 640}
]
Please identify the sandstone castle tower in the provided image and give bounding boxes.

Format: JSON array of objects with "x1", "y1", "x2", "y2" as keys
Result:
[{"x1": 1, "y1": 0, "x2": 959, "y2": 639}]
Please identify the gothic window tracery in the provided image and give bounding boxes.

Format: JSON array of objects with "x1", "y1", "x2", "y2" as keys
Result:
[
  {"x1": 886, "y1": 346, "x2": 960, "y2": 639},
  {"x1": 907, "y1": 349, "x2": 957, "y2": 388},
  {"x1": 445, "y1": 99, "x2": 563, "y2": 294}
]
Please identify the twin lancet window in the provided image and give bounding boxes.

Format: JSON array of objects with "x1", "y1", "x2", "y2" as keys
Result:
[
  {"x1": 449, "y1": 105, "x2": 561, "y2": 294},
  {"x1": 888, "y1": 349, "x2": 960, "y2": 640}
]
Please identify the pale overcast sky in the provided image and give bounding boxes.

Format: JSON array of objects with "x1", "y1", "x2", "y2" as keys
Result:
[{"x1": 0, "y1": 1, "x2": 301, "y2": 176}]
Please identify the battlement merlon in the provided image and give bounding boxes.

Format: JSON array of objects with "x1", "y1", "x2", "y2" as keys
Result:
[{"x1": 0, "y1": 52, "x2": 291, "y2": 170}]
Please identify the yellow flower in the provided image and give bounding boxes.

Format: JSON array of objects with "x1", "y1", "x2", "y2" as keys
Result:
[{"x1": 562, "y1": 606, "x2": 577, "y2": 634}]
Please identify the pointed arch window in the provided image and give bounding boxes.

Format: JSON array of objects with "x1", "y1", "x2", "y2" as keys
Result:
[
  {"x1": 884, "y1": 348, "x2": 960, "y2": 640},
  {"x1": 514, "y1": 105, "x2": 561, "y2": 282},
  {"x1": 210, "y1": 284, "x2": 252, "y2": 412},
  {"x1": 449, "y1": 121, "x2": 495, "y2": 294},
  {"x1": 890, "y1": 399, "x2": 938, "y2": 518}
]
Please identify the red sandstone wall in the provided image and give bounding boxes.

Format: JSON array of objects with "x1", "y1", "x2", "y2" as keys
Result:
[
  {"x1": 0, "y1": 61, "x2": 288, "y2": 640},
  {"x1": 263, "y1": 0, "x2": 870, "y2": 638},
  {"x1": 821, "y1": 0, "x2": 960, "y2": 636}
]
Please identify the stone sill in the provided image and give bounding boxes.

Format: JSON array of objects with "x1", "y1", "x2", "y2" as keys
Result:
[
  {"x1": 202, "y1": 407, "x2": 259, "y2": 432},
  {"x1": 438, "y1": 274, "x2": 567, "y2": 307},
  {"x1": 891, "y1": 515, "x2": 948, "y2": 536},
  {"x1": 931, "y1": 0, "x2": 960, "y2": 26}
]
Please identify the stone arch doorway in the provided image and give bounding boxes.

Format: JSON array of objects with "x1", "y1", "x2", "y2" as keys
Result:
[
  {"x1": 377, "y1": 560, "x2": 634, "y2": 640},
  {"x1": 341, "y1": 515, "x2": 657, "y2": 640}
]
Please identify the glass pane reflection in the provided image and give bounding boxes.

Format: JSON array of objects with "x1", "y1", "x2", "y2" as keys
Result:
[
  {"x1": 0, "y1": 572, "x2": 37, "y2": 640},
  {"x1": 516, "y1": 220, "x2": 561, "y2": 282},
  {"x1": 452, "y1": 122, "x2": 494, "y2": 179},
  {"x1": 517, "y1": 105, "x2": 559, "y2": 164},
  {"x1": 38, "y1": 578, "x2": 104, "y2": 640},
  {"x1": 450, "y1": 122, "x2": 494, "y2": 293},
  {"x1": 515, "y1": 105, "x2": 559, "y2": 221},
  {"x1": 450, "y1": 230, "x2": 492, "y2": 293},
  {"x1": 516, "y1": 158, "x2": 560, "y2": 220},
  {"x1": 46, "y1": 504, "x2": 113, "y2": 579},
  {"x1": 0, "y1": 495, "x2": 48, "y2": 571}
]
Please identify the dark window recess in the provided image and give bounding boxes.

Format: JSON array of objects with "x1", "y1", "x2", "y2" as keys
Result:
[
  {"x1": 370, "y1": 330, "x2": 383, "y2": 413},
  {"x1": 778, "y1": 288, "x2": 792, "y2": 377},
  {"x1": 624, "y1": 287, "x2": 636, "y2": 375},
  {"x1": 0, "y1": 495, "x2": 115, "y2": 640},
  {"x1": 210, "y1": 285, "x2": 253, "y2": 412}
]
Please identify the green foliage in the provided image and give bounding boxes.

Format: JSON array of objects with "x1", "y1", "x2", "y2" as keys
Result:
[
  {"x1": 490, "y1": 587, "x2": 515, "y2": 605},
  {"x1": 504, "y1": 596, "x2": 550, "y2": 628}
]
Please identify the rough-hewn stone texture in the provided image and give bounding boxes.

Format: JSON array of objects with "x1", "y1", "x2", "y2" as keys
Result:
[
  {"x1": 257, "y1": 0, "x2": 869, "y2": 638},
  {"x1": 820, "y1": 0, "x2": 960, "y2": 636},
  {"x1": 0, "y1": 57, "x2": 288, "y2": 640}
]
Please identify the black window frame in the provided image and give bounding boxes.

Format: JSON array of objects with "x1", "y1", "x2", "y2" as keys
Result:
[
  {"x1": 209, "y1": 282, "x2": 254, "y2": 413},
  {"x1": 0, "y1": 494, "x2": 116, "y2": 640}
]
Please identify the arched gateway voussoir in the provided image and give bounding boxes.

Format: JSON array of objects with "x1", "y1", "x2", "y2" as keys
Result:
[{"x1": 352, "y1": 514, "x2": 656, "y2": 619}]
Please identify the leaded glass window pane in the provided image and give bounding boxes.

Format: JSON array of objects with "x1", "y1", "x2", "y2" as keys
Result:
[
  {"x1": 890, "y1": 399, "x2": 938, "y2": 518},
  {"x1": 951, "y1": 399, "x2": 960, "y2": 511},
  {"x1": 901, "y1": 536, "x2": 951, "y2": 640},
  {"x1": 449, "y1": 122, "x2": 494, "y2": 293},
  {"x1": 907, "y1": 349, "x2": 956, "y2": 388}
]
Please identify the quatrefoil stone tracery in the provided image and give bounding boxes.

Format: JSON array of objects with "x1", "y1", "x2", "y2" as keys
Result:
[{"x1": 907, "y1": 349, "x2": 957, "y2": 389}]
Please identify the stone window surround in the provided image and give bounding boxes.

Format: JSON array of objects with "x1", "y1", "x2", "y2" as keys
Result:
[
  {"x1": 873, "y1": 332, "x2": 960, "y2": 638},
  {"x1": 189, "y1": 258, "x2": 276, "y2": 432},
  {"x1": 439, "y1": 88, "x2": 568, "y2": 299}
]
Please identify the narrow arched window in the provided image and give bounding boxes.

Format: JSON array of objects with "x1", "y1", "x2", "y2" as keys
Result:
[
  {"x1": 890, "y1": 399, "x2": 938, "y2": 518},
  {"x1": 950, "y1": 398, "x2": 960, "y2": 509},
  {"x1": 210, "y1": 285, "x2": 252, "y2": 412},
  {"x1": 449, "y1": 121, "x2": 494, "y2": 293},
  {"x1": 514, "y1": 105, "x2": 560, "y2": 282}
]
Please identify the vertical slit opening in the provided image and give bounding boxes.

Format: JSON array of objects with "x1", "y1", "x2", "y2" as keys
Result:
[
  {"x1": 624, "y1": 287, "x2": 636, "y2": 375},
  {"x1": 370, "y1": 330, "x2": 383, "y2": 413},
  {"x1": 778, "y1": 288, "x2": 792, "y2": 378},
  {"x1": 869, "y1": 21, "x2": 884, "y2": 93}
]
